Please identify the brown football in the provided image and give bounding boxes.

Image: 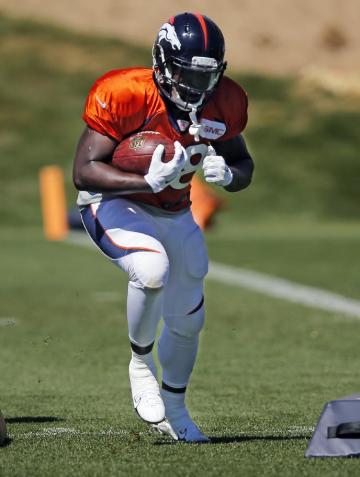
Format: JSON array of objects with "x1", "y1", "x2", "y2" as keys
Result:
[{"x1": 112, "y1": 131, "x2": 175, "y2": 175}]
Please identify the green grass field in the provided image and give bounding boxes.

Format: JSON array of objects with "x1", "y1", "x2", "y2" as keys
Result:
[
  {"x1": 1, "y1": 14, "x2": 360, "y2": 477},
  {"x1": 1, "y1": 226, "x2": 360, "y2": 476}
]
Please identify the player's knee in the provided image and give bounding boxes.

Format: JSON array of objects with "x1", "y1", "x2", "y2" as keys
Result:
[
  {"x1": 130, "y1": 251, "x2": 169, "y2": 290},
  {"x1": 164, "y1": 301, "x2": 205, "y2": 338}
]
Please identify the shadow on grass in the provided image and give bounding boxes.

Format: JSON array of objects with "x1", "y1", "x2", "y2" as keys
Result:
[
  {"x1": 209, "y1": 434, "x2": 309, "y2": 444},
  {"x1": 2, "y1": 416, "x2": 65, "y2": 447},
  {"x1": 6, "y1": 416, "x2": 64, "y2": 424},
  {"x1": 0, "y1": 437, "x2": 13, "y2": 448},
  {"x1": 154, "y1": 434, "x2": 309, "y2": 445}
]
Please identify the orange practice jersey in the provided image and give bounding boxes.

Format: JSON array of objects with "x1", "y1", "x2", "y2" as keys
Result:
[{"x1": 83, "y1": 68, "x2": 248, "y2": 211}]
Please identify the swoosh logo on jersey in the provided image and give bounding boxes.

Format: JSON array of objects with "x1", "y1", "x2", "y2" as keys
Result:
[
  {"x1": 95, "y1": 95, "x2": 107, "y2": 109},
  {"x1": 200, "y1": 119, "x2": 227, "y2": 139}
]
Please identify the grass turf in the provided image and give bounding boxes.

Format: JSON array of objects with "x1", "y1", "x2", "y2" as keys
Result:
[{"x1": 1, "y1": 226, "x2": 360, "y2": 476}]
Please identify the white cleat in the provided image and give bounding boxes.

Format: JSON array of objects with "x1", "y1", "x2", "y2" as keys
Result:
[
  {"x1": 132, "y1": 390, "x2": 165, "y2": 424},
  {"x1": 161, "y1": 390, "x2": 210, "y2": 443},
  {"x1": 173, "y1": 419, "x2": 211, "y2": 443},
  {"x1": 129, "y1": 357, "x2": 165, "y2": 424},
  {"x1": 150, "y1": 419, "x2": 178, "y2": 440}
]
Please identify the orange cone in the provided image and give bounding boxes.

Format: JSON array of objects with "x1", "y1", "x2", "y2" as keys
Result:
[
  {"x1": 190, "y1": 176, "x2": 224, "y2": 230},
  {"x1": 39, "y1": 166, "x2": 68, "y2": 240}
]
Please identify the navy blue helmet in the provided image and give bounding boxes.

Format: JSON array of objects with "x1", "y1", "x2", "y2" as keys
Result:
[{"x1": 153, "y1": 12, "x2": 227, "y2": 112}]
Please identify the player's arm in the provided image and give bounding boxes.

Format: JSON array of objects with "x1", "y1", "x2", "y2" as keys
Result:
[
  {"x1": 73, "y1": 127, "x2": 185, "y2": 194},
  {"x1": 203, "y1": 135, "x2": 254, "y2": 192},
  {"x1": 215, "y1": 134, "x2": 254, "y2": 192},
  {"x1": 73, "y1": 127, "x2": 152, "y2": 194}
]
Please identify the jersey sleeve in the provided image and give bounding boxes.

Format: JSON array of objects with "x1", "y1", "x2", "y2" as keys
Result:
[
  {"x1": 82, "y1": 70, "x2": 147, "y2": 142},
  {"x1": 212, "y1": 77, "x2": 248, "y2": 141},
  {"x1": 227, "y1": 82, "x2": 248, "y2": 136}
]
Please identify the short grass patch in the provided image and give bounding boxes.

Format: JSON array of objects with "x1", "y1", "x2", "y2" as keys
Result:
[{"x1": 1, "y1": 226, "x2": 360, "y2": 476}]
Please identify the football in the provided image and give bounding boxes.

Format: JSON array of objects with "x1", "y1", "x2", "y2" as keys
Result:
[{"x1": 112, "y1": 131, "x2": 175, "y2": 175}]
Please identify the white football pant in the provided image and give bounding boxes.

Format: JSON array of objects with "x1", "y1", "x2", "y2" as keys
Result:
[{"x1": 80, "y1": 197, "x2": 207, "y2": 390}]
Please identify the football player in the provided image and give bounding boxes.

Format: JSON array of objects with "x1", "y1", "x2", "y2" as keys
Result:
[{"x1": 73, "y1": 12, "x2": 254, "y2": 442}]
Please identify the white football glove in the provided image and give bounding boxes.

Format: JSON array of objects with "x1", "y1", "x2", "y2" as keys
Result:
[
  {"x1": 202, "y1": 145, "x2": 233, "y2": 187},
  {"x1": 144, "y1": 141, "x2": 186, "y2": 193}
]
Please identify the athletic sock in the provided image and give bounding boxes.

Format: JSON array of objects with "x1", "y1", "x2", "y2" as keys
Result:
[
  {"x1": 129, "y1": 347, "x2": 157, "y2": 379},
  {"x1": 160, "y1": 388, "x2": 188, "y2": 423},
  {"x1": 157, "y1": 324, "x2": 198, "y2": 388},
  {"x1": 127, "y1": 282, "x2": 163, "y2": 347}
]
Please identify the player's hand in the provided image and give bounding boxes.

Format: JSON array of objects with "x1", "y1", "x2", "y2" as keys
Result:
[
  {"x1": 202, "y1": 145, "x2": 233, "y2": 187},
  {"x1": 144, "y1": 141, "x2": 186, "y2": 193}
]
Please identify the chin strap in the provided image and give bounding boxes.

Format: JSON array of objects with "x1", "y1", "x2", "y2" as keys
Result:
[{"x1": 188, "y1": 109, "x2": 203, "y2": 142}]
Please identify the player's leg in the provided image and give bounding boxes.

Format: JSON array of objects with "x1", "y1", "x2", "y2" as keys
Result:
[
  {"x1": 122, "y1": 251, "x2": 169, "y2": 425},
  {"x1": 157, "y1": 212, "x2": 210, "y2": 442},
  {"x1": 80, "y1": 199, "x2": 172, "y2": 428},
  {"x1": 159, "y1": 305, "x2": 208, "y2": 442}
]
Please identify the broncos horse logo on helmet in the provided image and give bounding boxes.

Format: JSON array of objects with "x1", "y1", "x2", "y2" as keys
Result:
[
  {"x1": 153, "y1": 12, "x2": 227, "y2": 113},
  {"x1": 158, "y1": 23, "x2": 182, "y2": 51}
]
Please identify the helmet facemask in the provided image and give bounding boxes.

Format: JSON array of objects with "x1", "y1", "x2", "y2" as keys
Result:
[{"x1": 153, "y1": 44, "x2": 226, "y2": 112}]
